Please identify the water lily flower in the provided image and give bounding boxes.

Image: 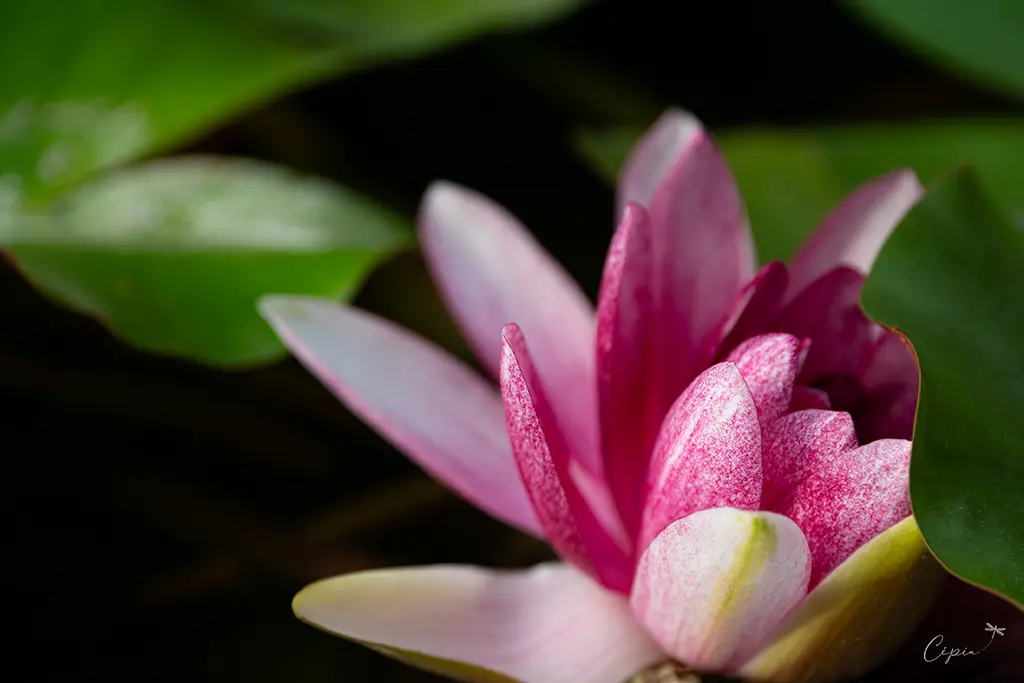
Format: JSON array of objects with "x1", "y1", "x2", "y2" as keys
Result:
[{"x1": 259, "y1": 109, "x2": 947, "y2": 683}]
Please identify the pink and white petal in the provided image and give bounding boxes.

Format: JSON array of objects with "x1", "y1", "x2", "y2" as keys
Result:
[
  {"x1": 780, "y1": 438, "x2": 912, "y2": 587},
  {"x1": 857, "y1": 329, "x2": 920, "y2": 442},
  {"x1": 631, "y1": 508, "x2": 811, "y2": 672},
  {"x1": 737, "y1": 516, "x2": 945, "y2": 683},
  {"x1": 259, "y1": 296, "x2": 540, "y2": 537},
  {"x1": 774, "y1": 267, "x2": 877, "y2": 384},
  {"x1": 700, "y1": 261, "x2": 790, "y2": 365},
  {"x1": 502, "y1": 325, "x2": 633, "y2": 593},
  {"x1": 596, "y1": 203, "x2": 660, "y2": 538},
  {"x1": 761, "y1": 409, "x2": 859, "y2": 511},
  {"x1": 639, "y1": 363, "x2": 762, "y2": 552},
  {"x1": 788, "y1": 387, "x2": 832, "y2": 412},
  {"x1": 645, "y1": 130, "x2": 758, "y2": 398},
  {"x1": 726, "y1": 333, "x2": 803, "y2": 428},
  {"x1": 420, "y1": 182, "x2": 601, "y2": 474},
  {"x1": 616, "y1": 107, "x2": 702, "y2": 218},
  {"x1": 786, "y1": 169, "x2": 924, "y2": 301},
  {"x1": 294, "y1": 563, "x2": 664, "y2": 683}
]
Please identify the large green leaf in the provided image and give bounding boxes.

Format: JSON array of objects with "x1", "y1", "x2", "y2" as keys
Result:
[
  {"x1": 847, "y1": 0, "x2": 1024, "y2": 101},
  {"x1": 2, "y1": 156, "x2": 411, "y2": 366},
  {"x1": 575, "y1": 120, "x2": 1024, "y2": 263},
  {"x1": 0, "y1": 0, "x2": 587, "y2": 205},
  {"x1": 862, "y1": 168, "x2": 1024, "y2": 608}
]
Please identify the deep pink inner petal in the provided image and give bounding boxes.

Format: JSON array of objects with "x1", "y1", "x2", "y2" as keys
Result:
[
  {"x1": 856, "y1": 330, "x2": 920, "y2": 442},
  {"x1": 698, "y1": 261, "x2": 790, "y2": 366}
]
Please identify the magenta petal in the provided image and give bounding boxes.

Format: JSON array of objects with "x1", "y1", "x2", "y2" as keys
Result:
[
  {"x1": 501, "y1": 325, "x2": 633, "y2": 593},
  {"x1": 857, "y1": 330, "x2": 920, "y2": 442},
  {"x1": 761, "y1": 409, "x2": 859, "y2": 510},
  {"x1": 259, "y1": 296, "x2": 540, "y2": 537},
  {"x1": 787, "y1": 169, "x2": 923, "y2": 301},
  {"x1": 616, "y1": 107, "x2": 702, "y2": 219},
  {"x1": 638, "y1": 363, "x2": 762, "y2": 552},
  {"x1": 596, "y1": 203, "x2": 660, "y2": 538},
  {"x1": 631, "y1": 508, "x2": 811, "y2": 671},
  {"x1": 420, "y1": 182, "x2": 601, "y2": 475},
  {"x1": 788, "y1": 387, "x2": 832, "y2": 411},
  {"x1": 642, "y1": 129, "x2": 757, "y2": 412},
  {"x1": 775, "y1": 267, "x2": 876, "y2": 384},
  {"x1": 780, "y1": 438, "x2": 912, "y2": 587},
  {"x1": 700, "y1": 261, "x2": 790, "y2": 365},
  {"x1": 725, "y1": 333, "x2": 803, "y2": 429}
]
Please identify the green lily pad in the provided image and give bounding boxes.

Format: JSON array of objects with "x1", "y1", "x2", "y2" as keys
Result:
[
  {"x1": 575, "y1": 120, "x2": 1024, "y2": 263},
  {"x1": 2, "y1": 156, "x2": 411, "y2": 366},
  {"x1": 862, "y1": 168, "x2": 1024, "y2": 608},
  {"x1": 847, "y1": 0, "x2": 1024, "y2": 101}
]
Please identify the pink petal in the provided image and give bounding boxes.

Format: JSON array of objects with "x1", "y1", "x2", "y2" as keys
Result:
[
  {"x1": 616, "y1": 107, "x2": 702, "y2": 219},
  {"x1": 699, "y1": 261, "x2": 790, "y2": 365},
  {"x1": 501, "y1": 325, "x2": 633, "y2": 593},
  {"x1": 631, "y1": 508, "x2": 811, "y2": 671},
  {"x1": 779, "y1": 438, "x2": 912, "y2": 587},
  {"x1": 420, "y1": 182, "x2": 601, "y2": 474},
  {"x1": 294, "y1": 563, "x2": 664, "y2": 683},
  {"x1": 595, "y1": 203, "x2": 660, "y2": 538},
  {"x1": 788, "y1": 387, "x2": 831, "y2": 411},
  {"x1": 787, "y1": 169, "x2": 923, "y2": 301},
  {"x1": 638, "y1": 363, "x2": 762, "y2": 552},
  {"x1": 259, "y1": 296, "x2": 540, "y2": 536},
  {"x1": 628, "y1": 124, "x2": 757, "y2": 421},
  {"x1": 725, "y1": 333, "x2": 803, "y2": 429},
  {"x1": 774, "y1": 267, "x2": 877, "y2": 384},
  {"x1": 857, "y1": 330, "x2": 919, "y2": 442},
  {"x1": 761, "y1": 409, "x2": 858, "y2": 511}
]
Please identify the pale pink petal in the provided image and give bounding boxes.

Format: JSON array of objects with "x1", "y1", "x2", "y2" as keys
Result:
[
  {"x1": 779, "y1": 438, "x2": 912, "y2": 587},
  {"x1": 787, "y1": 169, "x2": 923, "y2": 301},
  {"x1": 725, "y1": 333, "x2": 803, "y2": 428},
  {"x1": 420, "y1": 182, "x2": 600, "y2": 474},
  {"x1": 788, "y1": 387, "x2": 831, "y2": 411},
  {"x1": 639, "y1": 363, "x2": 762, "y2": 552},
  {"x1": 294, "y1": 563, "x2": 664, "y2": 683},
  {"x1": 774, "y1": 267, "x2": 876, "y2": 384},
  {"x1": 501, "y1": 325, "x2": 633, "y2": 593},
  {"x1": 616, "y1": 107, "x2": 702, "y2": 219},
  {"x1": 259, "y1": 296, "x2": 540, "y2": 536},
  {"x1": 699, "y1": 261, "x2": 790, "y2": 366},
  {"x1": 644, "y1": 130, "x2": 757, "y2": 400},
  {"x1": 631, "y1": 508, "x2": 811, "y2": 671},
  {"x1": 761, "y1": 409, "x2": 858, "y2": 510},
  {"x1": 857, "y1": 330, "x2": 919, "y2": 442},
  {"x1": 595, "y1": 203, "x2": 659, "y2": 538}
]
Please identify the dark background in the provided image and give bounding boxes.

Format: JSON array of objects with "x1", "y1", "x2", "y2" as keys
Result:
[{"x1": 7, "y1": 1, "x2": 1019, "y2": 681}]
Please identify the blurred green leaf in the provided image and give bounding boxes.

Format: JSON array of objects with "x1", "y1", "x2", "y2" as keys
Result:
[
  {"x1": 862, "y1": 168, "x2": 1024, "y2": 608},
  {"x1": 847, "y1": 0, "x2": 1024, "y2": 101},
  {"x1": 575, "y1": 120, "x2": 1024, "y2": 262},
  {"x1": 2, "y1": 156, "x2": 411, "y2": 366},
  {"x1": 0, "y1": 0, "x2": 587, "y2": 205}
]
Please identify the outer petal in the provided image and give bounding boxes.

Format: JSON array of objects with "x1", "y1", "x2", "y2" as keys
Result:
[
  {"x1": 738, "y1": 516, "x2": 947, "y2": 683},
  {"x1": 596, "y1": 203, "x2": 659, "y2": 538},
  {"x1": 856, "y1": 329, "x2": 919, "y2": 442},
  {"x1": 639, "y1": 363, "x2": 762, "y2": 552},
  {"x1": 420, "y1": 182, "x2": 600, "y2": 474},
  {"x1": 631, "y1": 508, "x2": 811, "y2": 672},
  {"x1": 780, "y1": 438, "x2": 912, "y2": 586},
  {"x1": 635, "y1": 123, "x2": 757, "y2": 420},
  {"x1": 786, "y1": 169, "x2": 923, "y2": 301},
  {"x1": 616, "y1": 107, "x2": 702, "y2": 219},
  {"x1": 501, "y1": 325, "x2": 632, "y2": 592},
  {"x1": 294, "y1": 563, "x2": 664, "y2": 683},
  {"x1": 725, "y1": 333, "x2": 803, "y2": 429},
  {"x1": 259, "y1": 296, "x2": 539, "y2": 536},
  {"x1": 761, "y1": 409, "x2": 859, "y2": 511},
  {"x1": 775, "y1": 267, "x2": 876, "y2": 385}
]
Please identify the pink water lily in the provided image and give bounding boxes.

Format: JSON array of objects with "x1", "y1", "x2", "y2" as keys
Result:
[{"x1": 259, "y1": 109, "x2": 946, "y2": 683}]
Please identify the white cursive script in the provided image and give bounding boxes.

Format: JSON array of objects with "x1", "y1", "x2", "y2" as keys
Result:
[{"x1": 924, "y1": 623, "x2": 1006, "y2": 664}]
